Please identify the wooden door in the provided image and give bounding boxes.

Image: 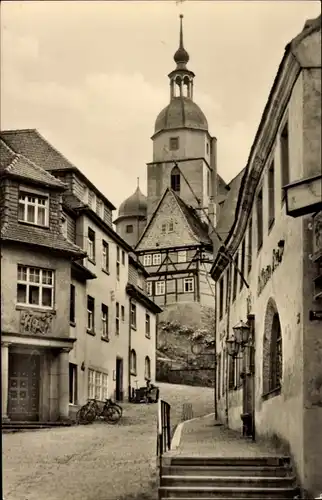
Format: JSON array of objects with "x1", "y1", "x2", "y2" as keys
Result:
[
  {"x1": 115, "y1": 358, "x2": 123, "y2": 402},
  {"x1": 8, "y1": 353, "x2": 40, "y2": 421}
]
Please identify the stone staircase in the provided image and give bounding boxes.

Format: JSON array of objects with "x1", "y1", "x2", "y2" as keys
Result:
[
  {"x1": 2, "y1": 421, "x2": 73, "y2": 432},
  {"x1": 158, "y1": 456, "x2": 300, "y2": 499}
]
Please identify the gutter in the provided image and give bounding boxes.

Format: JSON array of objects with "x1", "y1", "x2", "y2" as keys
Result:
[{"x1": 128, "y1": 297, "x2": 132, "y2": 402}]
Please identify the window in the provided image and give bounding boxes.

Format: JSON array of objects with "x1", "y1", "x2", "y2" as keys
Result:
[
  {"x1": 280, "y1": 121, "x2": 289, "y2": 203},
  {"x1": 145, "y1": 313, "x2": 150, "y2": 338},
  {"x1": 116, "y1": 302, "x2": 120, "y2": 335},
  {"x1": 232, "y1": 255, "x2": 238, "y2": 302},
  {"x1": 168, "y1": 221, "x2": 174, "y2": 232},
  {"x1": 169, "y1": 137, "x2": 179, "y2": 151},
  {"x1": 247, "y1": 218, "x2": 252, "y2": 274},
  {"x1": 206, "y1": 142, "x2": 209, "y2": 155},
  {"x1": 116, "y1": 246, "x2": 120, "y2": 280},
  {"x1": 87, "y1": 228, "x2": 95, "y2": 262},
  {"x1": 17, "y1": 265, "x2": 54, "y2": 308},
  {"x1": 270, "y1": 313, "x2": 283, "y2": 392},
  {"x1": 122, "y1": 250, "x2": 125, "y2": 266},
  {"x1": 263, "y1": 299, "x2": 283, "y2": 397},
  {"x1": 219, "y1": 277, "x2": 224, "y2": 320},
  {"x1": 184, "y1": 277, "x2": 194, "y2": 293},
  {"x1": 61, "y1": 216, "x2": 68, "y2": 238},
  {"x1": 96, "y1": 199, "x2": 103, "y2": 217},
  {"x1": 121, "y1": 305, "x2": 125, "y2": 321},
  {"x1": 268, "y1": 161, "x2": 275, "y2": 229},
  {"x1": 143, "y1": 254, "x2": 152, "y2": 266},
  {"x1": 88, "y1": 190, "x2": 94, "y2": 209},
  {"x1": 145, "y1": 356, "x2": 151, "y2": 381},
  {"x1": 130, "y1": 302, "x2": 137, "y2": 328},
  {"x1": 70, "y1": 284, "x2": 75, "y2": 324},
  {"x1": 177, "y1": 250, "x2": 186, "y2": 263},
  {"x1": 207, "y1": 170, "x2": 210, "y2": 196},
  {"x1": 256, "y1": 188, "x2": 263, "y2": 251},
  {"x1": 217, "y1": 353, "x2": 221, "y2": 401},
  {"x1": 171, "y1": 166, "x2": 180, "y2": 192},
  {"x1": 18, "y1": 192, "x2": 49, "y2": 227},
  {"x1": 130, "y1": 349, "x2": 137, "y2": 375},
  {"x1": 101, "y1": 303, "x2": 108, "y2": 339},
  {"x1": 69, "y1": 363, "x2": 77, "y2": 405},
  {"x1": 87, "y1": 295, "x2": 95, "y2": 332},
  {"x1": 126, "y1": 224, "x2": 133, "y2": 233},
  {"x1": 147, "y1": 282, "x2": 152, "y2": 296},
  {"x1": 155, "y1": 281, "x2": 165, "y2": 296},
  {"x1": 161, "y1": 223, "x2": 167, "y2": 234},
  {"x1": 88, "y1": 369, "x2": 108, "y2": 401},
  {"x1": 102, "y1": 240, "x2": 109, "y2": 272},
  {"x1": 225, "y1": 268, "x2": 230, "y2": 312},
  {"x1": 240, "y1": 239, "x2": 246, "y2": 291},
  {"x1": 153, "y1": 253, "x2": 161, "y2": 266}
]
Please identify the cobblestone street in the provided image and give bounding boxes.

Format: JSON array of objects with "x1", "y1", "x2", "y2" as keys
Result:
[{"x1": 3, "y1": 384, "x2": 214, "y2": 500}]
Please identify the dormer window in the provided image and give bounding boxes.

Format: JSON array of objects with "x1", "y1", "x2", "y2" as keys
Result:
[
  {"x1": 18, "y1": 192, "x2": 49, "y2": 227},
  {"x1": 169, "y1": 137, "x2": 179, "y2": 151}
]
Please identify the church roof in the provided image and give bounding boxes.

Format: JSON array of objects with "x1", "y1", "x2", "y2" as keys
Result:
[
  {"x1": 154, "y1": 97, "x2": 208, "y2": 136},
  {"x1": 115, "y1": 186, "x2": 147, "y2": 224}
]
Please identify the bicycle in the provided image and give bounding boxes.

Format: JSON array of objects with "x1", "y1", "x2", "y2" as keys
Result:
[{"x1": 76, "y1": 398, "x2": 122, "y2": 425}]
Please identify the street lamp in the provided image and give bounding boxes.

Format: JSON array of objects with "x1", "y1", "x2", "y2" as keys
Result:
[{"x1": 226, "y1": 320, "x2": 251, "y2": 358}]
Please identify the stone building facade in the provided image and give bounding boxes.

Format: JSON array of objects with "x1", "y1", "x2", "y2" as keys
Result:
[
  {"x1": 1, "y1": 129, "x2": 161, "y2": 422},
  {"x1": 211, "y1": 16, "x2": 321, "y2": 498}
]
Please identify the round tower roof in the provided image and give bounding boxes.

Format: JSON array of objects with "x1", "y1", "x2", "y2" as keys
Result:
[
  {"x1": 154, "y1": 96, "x2": 208, "y2": 135},
  {"x1": 118, "y1": 186, "x2": 147, "y2": 219}
]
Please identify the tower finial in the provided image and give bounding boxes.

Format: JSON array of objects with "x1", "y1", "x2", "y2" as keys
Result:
[
  {"x1": 137, "y1": 177, "x2": 140, "y2": 188},
  {"x1": 173, "y1": 14, "x2": 189, "y2": 66},
  {"x1": 179, "y1": 14, "x2": 184, "y2": 48}
]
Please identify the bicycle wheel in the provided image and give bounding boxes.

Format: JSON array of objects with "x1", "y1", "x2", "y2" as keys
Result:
[
  {"x1": 111, "y1": 403, "x2": 123, "y2": 416},
  {"x1": 76, "y1": 405, "x2": 90, "y2": 424},
  {"x1": 102, "y1": 406, "x2": 121, "y2": 424},
  {"x1": 84, "y1": 407, "x2": 96, "y2": 423}
]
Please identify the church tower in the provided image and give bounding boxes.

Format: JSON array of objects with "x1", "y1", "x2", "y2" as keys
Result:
[{"x1": 147, "y1": 15, "x2": 218, "y2": 226}]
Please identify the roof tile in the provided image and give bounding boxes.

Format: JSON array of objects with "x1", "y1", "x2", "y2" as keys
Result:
[
  {"x1": 0, "y1": 139, "x2": 66, "y2": 189},
  {"x1": 1, "y1": 222, "x2": 85, "y2": 258}
]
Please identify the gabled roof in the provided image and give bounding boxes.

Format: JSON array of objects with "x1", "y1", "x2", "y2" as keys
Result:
[
  {"x1": 135, "y1": 187, "x2": 212, "y2": 250},
  {"x1": 211, "y1": 167, "x2": 247, "y2": 256},
  {"x1": 0, "y1": 139, "x2": 66, "y2": 190},
  {"x1": 0, "y1": 129, "x2": 116, "y2": 210}
]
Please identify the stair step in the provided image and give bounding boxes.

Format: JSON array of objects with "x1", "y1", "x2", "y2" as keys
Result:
[
  {"x1": 158, "y1": 486, "x2": 298, "y2": 499},
  {"x1": 162, "y1": 465, "x2": 293, "y2": 477},
  {"x1": 170, "y1": 456, "x2": 291, "y2": 468},
  {"x1": 161, "y1": 474, "x2": 296, "y2": 488}
]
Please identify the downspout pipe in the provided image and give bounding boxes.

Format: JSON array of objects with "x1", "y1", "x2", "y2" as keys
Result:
[{"x1": 128, "y1": 297, "x2": 132, "y2": 402}]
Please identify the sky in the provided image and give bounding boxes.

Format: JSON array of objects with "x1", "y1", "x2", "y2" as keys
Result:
[{"x1": 1, "y1": 0, "x2": 321, "y2": 213}]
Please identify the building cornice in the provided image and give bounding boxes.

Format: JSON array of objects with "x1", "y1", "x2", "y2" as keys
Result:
[
  {"x1": 151, "y1": 128, "x2": 213, "y2": 141},
  {"x1": 211, "y1": 50, "x2": 301, "y2": 280}
]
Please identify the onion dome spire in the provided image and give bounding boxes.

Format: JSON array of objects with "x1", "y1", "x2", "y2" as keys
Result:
[{"x1": 173, "y1": 14, "x2": 189, "y2": 67}]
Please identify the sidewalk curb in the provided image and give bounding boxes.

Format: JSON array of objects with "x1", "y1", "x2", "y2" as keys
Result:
[{"x1": 171, "y1": 412, "x2": 216, "y2": 450}]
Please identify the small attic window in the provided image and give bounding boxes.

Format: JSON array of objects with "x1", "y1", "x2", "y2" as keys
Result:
[
  {"x1": 126, "y1": 224, "x2": 133, "y2": 233},
  {"x1": 169, "y1": 137, "x2": 179, "y2": 151},
  {"x1": 171, "y1": 166, "x2": 180, "y2": 192}
]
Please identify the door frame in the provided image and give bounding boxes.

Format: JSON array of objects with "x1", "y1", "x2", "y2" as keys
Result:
[
  {"x1": 8, "y1": 350, "x2": 41, "y2": 422},
  {"x1": 115, "y1": 357, "x2": 123, "y2": 402}
]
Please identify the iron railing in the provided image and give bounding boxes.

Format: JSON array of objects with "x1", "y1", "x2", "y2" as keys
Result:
[{"x1": 156, "y1": 399, "x2": 171, "y2": 491}]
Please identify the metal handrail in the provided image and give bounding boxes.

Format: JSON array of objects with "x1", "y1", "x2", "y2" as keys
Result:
[{"x1": 157, "y1": 399, "x2": 171, "y2": 496}]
